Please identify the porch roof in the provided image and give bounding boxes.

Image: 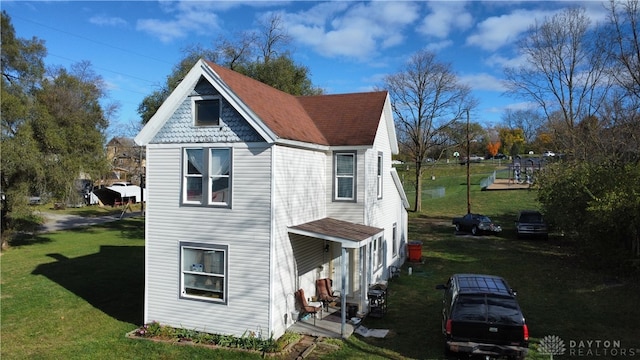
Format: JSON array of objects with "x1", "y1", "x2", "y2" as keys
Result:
[{"x1": 288, "y1": 217, "x2": 383, "y2": 249}]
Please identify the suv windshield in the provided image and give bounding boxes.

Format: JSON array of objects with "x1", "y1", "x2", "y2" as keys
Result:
[
  {"x1": 519, "y1": 213, "x2": 543, "y2": 223},
  {"x1": 452, "y1": 295, "x2": 522, "y2": 325}
]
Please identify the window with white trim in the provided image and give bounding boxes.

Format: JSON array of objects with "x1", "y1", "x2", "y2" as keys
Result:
[
  {"x1": 392, "y1": 223, "x2": 398, "y2": 257},
  {"x1": 334, "y1": 152, "x2": 356, "y2": 201},
  {"x1": 183, "y1": 148, "x2": 231, "y2": 206},
  {"x1": 377, "y1": 152, "x2": 383, "y2": 199},
  {"x1": 192, "y1": 96, "x2": 221, "y2": 126},
  {"x1": 373, "y1": 235, "x2": 383, "y2": 269},
  {"x1": 180, "y1": 242, "x2": 227, "y2": 302}
]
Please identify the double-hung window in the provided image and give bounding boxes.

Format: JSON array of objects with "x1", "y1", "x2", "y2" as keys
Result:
[
  {"x1": 334, "y1": 152, "x2": 356, "y2": 201},
  {"x1": 392, "y1": 223, "x2": 398, "y2": 257},
  {"x1": 180, "y1": 242, "x2": 227, "y2": 302},
  {"x1": 183, "y1": 148, "x2": 231, "y2": 206},
  {"x1": 377, "y1": 152, "x2": 383, "y2": 199},
  {"x1": 372, "y1": 236, "x2": 383, "y2": 269}
]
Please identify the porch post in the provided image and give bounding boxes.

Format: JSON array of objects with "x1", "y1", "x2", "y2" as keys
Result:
[
  {"x1": 360, "y1": 243, "x2": 368, "y2": 316},
  {"x1": 340, "y1": 246, "x2": 347, "y2": 338}
]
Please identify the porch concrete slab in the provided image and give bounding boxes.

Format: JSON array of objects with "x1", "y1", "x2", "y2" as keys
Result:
[{"x1": 288, "y1": 310, "x2": 355, "y2": 339}]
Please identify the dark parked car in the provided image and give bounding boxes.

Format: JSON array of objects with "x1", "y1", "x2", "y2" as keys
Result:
[
  {"x1": 452, "y1": 213, "x2": 502, "y2": 235},
  {"x1": 485, "y1": 153, "x2": 507, "y2": 160},
  {"x1": 436, "y1": 274, "x2": 529, "y2": 360},
  {"x1": 515, "y1": 210, "x2": 548, "y2": 239}
]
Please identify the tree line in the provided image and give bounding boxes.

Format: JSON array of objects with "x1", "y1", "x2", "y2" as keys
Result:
[
  {"x1": 385, "y1": 2, "x2": 639, "y2": 274},
  {"x1": 2, "y1": 2, "x2": 639, "y2": 274},
  {"x1": 1, "y1": 11, "x2": 113, "y2": 238}
]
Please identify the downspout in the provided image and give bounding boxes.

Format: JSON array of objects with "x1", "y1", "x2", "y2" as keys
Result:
[{"x1": 340, "y1": 246, "x2": 347, "y2": 338}]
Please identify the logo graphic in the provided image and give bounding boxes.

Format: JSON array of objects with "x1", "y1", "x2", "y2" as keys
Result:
[{"x1": 540, "y1": 335, "x2": 567, "y2": 356}]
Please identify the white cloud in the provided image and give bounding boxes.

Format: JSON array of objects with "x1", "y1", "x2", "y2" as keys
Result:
[
  {"x1": 417, "y1": 1, "x2": 473, "y2": 39},
  {"x1": 89, "y1": 15, "x2": 127, "y2": 27},
  {"x1": 135, "y1": 2, "x2": 225, "y2": 43},
  {"x1": 485, "y1": 53, "x2": 528, "y2": 69},
  {"x1": 459, "y1": 72, "x2": 507, "y2": 92},
  {"x1": 285, "y1": 1, "x2": 420, "y2": 60},
  {"x1": 425, "y1": 40, "x2": 453, "y2": 52},
  {"x1": 466, "y1": 9, "x2": 556, "y2": 51}
]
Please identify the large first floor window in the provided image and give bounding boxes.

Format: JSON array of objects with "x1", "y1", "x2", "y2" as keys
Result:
[
  {"x1": 180, "y1": 242, "x2": 228, "y2": 303},
  {"x1": 183, "y1": 147, "x2": 231, "y2": 206}
]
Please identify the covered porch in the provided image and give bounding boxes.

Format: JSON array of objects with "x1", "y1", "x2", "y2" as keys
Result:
[
  {"x1": 288, "y1": 305, "x2": 357, "y2": 338},
  {"x1": 288, "y1": 217, "x2": 384, "y2": 338}
]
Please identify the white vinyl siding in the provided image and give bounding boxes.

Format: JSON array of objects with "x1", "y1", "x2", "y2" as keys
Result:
[
  {"x1": 144, "y1": 143, "x2": 272, "y2": 337},
  {"x1": 271, "y1": 145, "x2": 327, "y2": 336},
  {"x1": 364, "y1": 114, "x2": 408, "y2": 283},
  {"x1": 326, "y1": 149, "x2": 364, "y2": 224}
]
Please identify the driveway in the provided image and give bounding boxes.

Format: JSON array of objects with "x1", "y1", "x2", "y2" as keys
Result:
[{"x1": 38, "y1": 211, "x2": 142, "y2": 233}]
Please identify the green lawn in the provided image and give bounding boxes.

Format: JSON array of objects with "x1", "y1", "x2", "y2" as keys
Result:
[{"x1": 2, "y1": 163, "x2": 638, "y2": 359}]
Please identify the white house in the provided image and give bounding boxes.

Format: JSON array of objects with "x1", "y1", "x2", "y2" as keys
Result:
[{"x1": 134, "y1": 59, "x2": 409, "y2": 340}]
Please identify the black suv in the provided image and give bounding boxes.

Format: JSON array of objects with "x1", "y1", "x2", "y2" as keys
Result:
[
  {"x1": 515, "y1": 210, "x2": 548, "y2": 239},
  {"x1": 435, "y1": 274, "x2": 529, "y2": 360}
]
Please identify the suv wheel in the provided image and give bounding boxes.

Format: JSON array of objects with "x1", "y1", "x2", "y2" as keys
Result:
[
  {"x1": 455, "y1": 224, "x2": 461, "y2": 232},
  {"x1": 471, "y1": 226, "x2": 478, "y2": 235}
]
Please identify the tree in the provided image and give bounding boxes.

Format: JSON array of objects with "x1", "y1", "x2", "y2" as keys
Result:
[
  {"x1": 504, "y1": 7, "x2": 613, "y2": 159},
  {"x1": 384, "y1": 50, "x2": 474, "y2": 212},
  {"x1": 138, "y1": 13, "x2": 321, "y2": 124},
  {"x1": 497, "y1": 128, "x2": 525, "y2": 157},
  {"x1": 240, "y1": 55, "x2": 320, "y2": 96},
  {"x1": 1, "y1": 12, "x2": 110, "y2": 235},
  {"x1": 606, "y1": 0, "x2": 640, "y2": 100},
  {"x1": 537, "y1": 161, "x2": 640, "y2": 272},
  {"x1": 32, "y1": 63, "x2": 110, "y2": 201},
  {"x1": 138, "y1": 44, "x2": 219, "y2": 124},
  {"x1": 501, "y1": 108, "x2": 544, "y2": 144},
  {"x1": 486, "y1": 141, "x2": 501, "y2": 158}
]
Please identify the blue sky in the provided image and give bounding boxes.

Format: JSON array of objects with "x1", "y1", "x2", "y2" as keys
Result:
[{"x1": 4, "y1": 1, "x2": 610, "y2": 139}]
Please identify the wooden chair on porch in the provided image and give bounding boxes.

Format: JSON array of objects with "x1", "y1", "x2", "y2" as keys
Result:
[
  {"x1": 295, "y1": 288, "x2": 322, "y2": 325},
  {"x1": 316, "y1": 278, "x2": 340, "y2": 311}
]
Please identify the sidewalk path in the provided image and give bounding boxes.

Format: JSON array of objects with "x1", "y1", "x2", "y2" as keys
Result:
[{"x1": 38, "y1": 211, "x2": 142, "y2": 233}]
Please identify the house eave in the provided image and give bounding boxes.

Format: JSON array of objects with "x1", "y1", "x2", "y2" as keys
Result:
[
  {"x1": 391, "y1": 168, "x2": 410, "y2": 209},
  {"x1": 288, "y1": 218, "x2": 383, "y2": 249}
]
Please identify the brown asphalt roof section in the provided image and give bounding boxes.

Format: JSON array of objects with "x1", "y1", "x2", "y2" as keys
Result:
[
  {"x1": 289, "y1": 217, "x2": 384, "y2": 242},
  {"x1": 206, "y1": 61, "x2": 387, "y2": 146}
]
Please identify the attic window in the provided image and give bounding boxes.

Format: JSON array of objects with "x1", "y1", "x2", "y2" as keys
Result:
[{"x1": 192, "y1": 96, "x2": 220, "y2": 126}]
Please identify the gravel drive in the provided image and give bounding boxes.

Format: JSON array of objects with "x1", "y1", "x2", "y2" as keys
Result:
[{"x1": 38, "y1": 211, "x2": 142, "y2": 233}]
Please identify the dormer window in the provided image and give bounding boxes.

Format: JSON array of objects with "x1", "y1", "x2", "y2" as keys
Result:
[{"x1": 193, "y1": 96, "x2": 220, "y2": 126}]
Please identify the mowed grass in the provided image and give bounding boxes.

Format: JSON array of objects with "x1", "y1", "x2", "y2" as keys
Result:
[
  {"x1": 0, "y1": 219, "x2": 262, "y2": 360},
  {"x1": 2, "y1": 162, "x2": 639, "y2": 359}
]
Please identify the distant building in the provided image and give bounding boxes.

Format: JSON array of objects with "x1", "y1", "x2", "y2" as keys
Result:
[{"x1": 105, "y1": 137, "x2": 145, "y2": 185}]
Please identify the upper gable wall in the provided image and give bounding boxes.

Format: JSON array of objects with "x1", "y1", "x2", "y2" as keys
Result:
[{"x1": 151, "y1": 78, "x2": 264, "y2": 144}]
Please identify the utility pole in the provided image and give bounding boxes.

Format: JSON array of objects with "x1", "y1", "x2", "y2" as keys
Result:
[{"x1": 466, "y1": 109, "x2": 471, "y2": 214}]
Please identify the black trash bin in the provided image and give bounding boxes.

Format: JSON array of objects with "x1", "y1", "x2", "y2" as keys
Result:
[{"x1": 347, "y1": 304, "x2": 358, "y2": 318}]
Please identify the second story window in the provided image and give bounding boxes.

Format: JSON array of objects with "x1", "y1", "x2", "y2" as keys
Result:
[
  {"x1": 183, "y1": 148, "x2": 231, "y2": 207},
  {"x1": 377, "y1": 152, "x2": 383, "y2": 199},
  {"x1": 193, "y1": 96, "x2": 220, "y2": 126},
  {"x1": 334, "y1": 152, "x2": 356, "y2": 201}
]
